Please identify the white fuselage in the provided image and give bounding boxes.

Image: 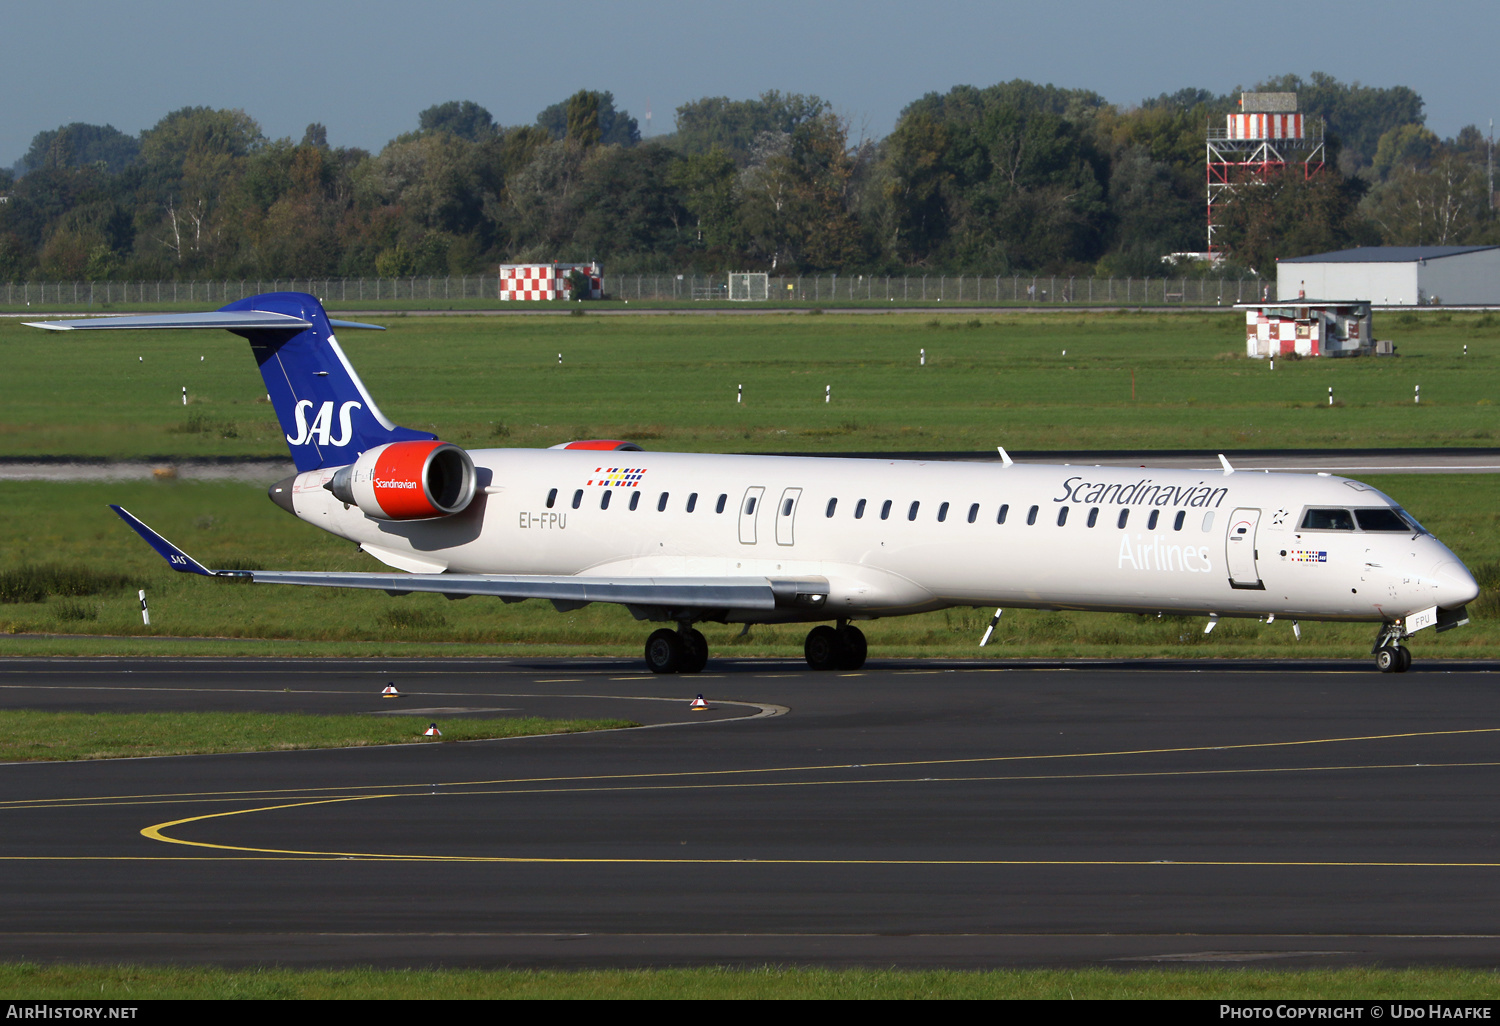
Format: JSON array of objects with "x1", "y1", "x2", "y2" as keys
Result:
[{"x1": 286, "y1": 449, "x2": 1478, "y2": 625}]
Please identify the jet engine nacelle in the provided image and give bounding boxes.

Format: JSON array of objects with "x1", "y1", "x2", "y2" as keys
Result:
[
  {"x1": 326, "y1": 441, "x2": 476, "y2": 521},
  {"x1": 548, "y1": 439, "x2": 644, "y2": 451}
]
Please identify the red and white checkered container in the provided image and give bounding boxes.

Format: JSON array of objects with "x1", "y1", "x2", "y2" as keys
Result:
[{"x1": 498, "y1": 262, "x2": 603, "y2": 301}]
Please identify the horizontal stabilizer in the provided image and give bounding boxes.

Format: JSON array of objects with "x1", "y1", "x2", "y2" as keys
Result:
[{"x1": 24, "y1": 311, "x2": 385, "y2": 332}]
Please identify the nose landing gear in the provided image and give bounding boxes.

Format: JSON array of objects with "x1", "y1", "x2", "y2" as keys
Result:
[
  {"x1": 1373, "y1": 623, "x2": 1412, "y2": 673},
  {"x1": 1374, "y1": 646, "x2": 1411, "y2": 673}
]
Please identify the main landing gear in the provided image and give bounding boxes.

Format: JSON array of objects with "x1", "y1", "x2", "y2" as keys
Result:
[
  {"x1": 641, "y1": 621, "x2": 869, "y2": 674},
  {"x1": 644, "y1": 626, "x2": 708, "y2": 674},
  {"x1": 804, "y1": 622, "x2": 867, "y2": 671},
  {"x1": 1373, "y1": 622, "x2": 1413, "y2": 674}
]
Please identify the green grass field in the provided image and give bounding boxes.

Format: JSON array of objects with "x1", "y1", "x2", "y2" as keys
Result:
[
  {"x1": 2, "y1": 963, "x2": 1498, "y2": 999},
  {"x1": 2, "y1": 309, "x2": 1496, "y2": 458},
  {"x1": 0, "y1": 710, "x2": 634, "y2": 761}
]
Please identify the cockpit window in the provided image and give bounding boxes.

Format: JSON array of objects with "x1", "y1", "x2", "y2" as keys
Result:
[
  {"x1": 1394, "y1": 507, "x2": 1427, "y2": 534},
  {"x1": 1356, "y1": 508, "x2": 1415, "y2": 532},
  {"x1": 1300, "y1": 508, "x2": 1355, "y2": 531}
]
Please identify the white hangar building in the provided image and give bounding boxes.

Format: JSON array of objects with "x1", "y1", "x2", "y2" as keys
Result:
[{"x1": 1277, "y1": 245, "x2": 1500, "y2": 306}]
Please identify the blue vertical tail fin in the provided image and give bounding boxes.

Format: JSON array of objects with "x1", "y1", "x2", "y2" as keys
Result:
[
  {"x1": 218, "y1": 293, "x2": 433, "y2": 470},
  {"x1": 26, "y1": 292, "x2": 434, "y2": 471}
]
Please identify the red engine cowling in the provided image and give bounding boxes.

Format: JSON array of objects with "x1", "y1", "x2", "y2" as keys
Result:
[{"x1": 326, "y1": 441, "x2": 476, "y2": 521}]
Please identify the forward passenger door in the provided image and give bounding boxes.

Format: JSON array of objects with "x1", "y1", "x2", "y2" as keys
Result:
[{"x1": 1226, "y1": 507, "x2": 1264, "y2": 589}]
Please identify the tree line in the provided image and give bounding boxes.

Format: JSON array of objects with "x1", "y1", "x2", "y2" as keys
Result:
[{"x1": 1, "y1": 74, "x2": 1494, "y2": 283}]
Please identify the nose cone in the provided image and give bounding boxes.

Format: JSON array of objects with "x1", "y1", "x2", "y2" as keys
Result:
[{"x1": 1433, "y1": 561, "x2": 1481, "y2": 609}]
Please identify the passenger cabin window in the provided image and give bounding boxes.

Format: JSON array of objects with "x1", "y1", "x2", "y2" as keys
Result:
[
  {"x1": 1173, "y1": 510, "x2": 1185, "y2": 531},
  {"x1": 880, "y1": 500, "x2": 892, "y2": 521},
  {"x1": 687, "y1": 493, "x2": 698, "y2": 513},
  {"x1": 1201, "y1": 511, "x2": 1214, "y2": 532},
  {"x1": 855, "y1": 499, "x2": 867, "y2": 519},
  {"x1": 716, "y1": 494, "x2": 727, "y2": 513},
  {"x1": 1026, "y1": 505, "x2": 1038, "y2": 526},
  {"x1": 1057, "y1": 506, "x2": 1069, "y2": 527},
  {"x1": 1087, "y1": 507, "x2": 1098, "y2": 528},
  {"x1": 967, "y1": 503, "x2": 979, "y2": 524},
  {"x1": 600, "y1": 489, "x2": 611, "y2": 510},
  {"x1": 1117, "y1": 509, "x2": 1129, "y2": 529},
  {"x1": 1147, "y1": 509, "x2": 1159, "y2": 530},
  {"x1": 937, "y1": 502, "x2": 949, "y2": 523},
  {"x1": 629, "y1": 491, "x2": 640, "y2": 511},
  {"x1": 1355, "y1": 508, "x2": 1411, "y2": 532},
  {"x1": 546, "y1": 488, "x2": 557, "y2": 509},
  {"x1": 1301, "y1": 508, "x2": 1355, "y2": 531},
  {"x1": 908, "y1": 501, "x2": 920, "y2": 521},
  {"x1": 826, "y1": 498, "x2": 837, "y2": 518},
  {"x1": 657, "y1": 492, "x2": 669, "y2": 512},
  {"x1": 997, "y1": 504, "x2": 1009, "y2": 524},
  {"x1": 572, "y1": 489, "x2": 583, "y2": 509}
]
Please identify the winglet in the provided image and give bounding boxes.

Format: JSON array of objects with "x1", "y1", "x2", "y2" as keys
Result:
[
  {"x1": 1218, "y1": 453, "x2": 1235, "y2": 475},
  {"x1": 109, "y1": 505, "x2": 247, "y2": 578},
  {"x1": 997, "y1": 446, "x2": 1014, "y2": 468}
]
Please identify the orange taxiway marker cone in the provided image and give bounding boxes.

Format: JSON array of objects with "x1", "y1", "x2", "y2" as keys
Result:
[
  {"x1": 381, "y1": 684, "x2": 400, "y2": 698},
  {"x1": 424, "y1": 723, "x2": 442, "y2": 737},
  {"x1": 690, "y1": 695, "x2": 709, "y2": 711}
]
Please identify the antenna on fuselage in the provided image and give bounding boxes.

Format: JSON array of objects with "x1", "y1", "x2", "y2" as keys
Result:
[
  {"x1": 997, "y1": 446, "x2": 1014, "y2": 468},
  {"x1": 1218, "y1": 453, "x2": 1235, "y2": 475}
]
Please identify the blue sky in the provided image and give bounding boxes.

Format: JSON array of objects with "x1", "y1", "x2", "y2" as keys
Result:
[{"x1": 5, "y1": 0, "x2": 1494, "y2": 163}]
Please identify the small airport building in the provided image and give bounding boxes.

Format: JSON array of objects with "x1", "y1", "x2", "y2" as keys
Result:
[
  {"x1": 1277, "y1": 245, "x2": 1500, "y2": 306},
  {"x1": 1236, "y1": 301, "x2": 1386, "y2": 359}
]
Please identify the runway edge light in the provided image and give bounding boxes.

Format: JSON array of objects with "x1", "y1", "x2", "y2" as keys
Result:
[
  {"x1": 382, "y1": 684, "x2": 400, "y2": 698},
  {"x1": 690, "y1": 695, "x2": 709, "y2": 711},
  {"x1": 424, "y1": 723, "x2": 441, "y2": 737}
]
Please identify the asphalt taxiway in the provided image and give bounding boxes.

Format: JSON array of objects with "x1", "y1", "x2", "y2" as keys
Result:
[{"x1": 3, "y1": 656, "x2": 1500, "y2": 969}]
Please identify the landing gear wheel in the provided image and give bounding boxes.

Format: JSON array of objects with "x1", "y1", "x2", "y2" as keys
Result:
[
  {"x1": 1375, "y1": 646, "x2": 1399, "y2": 673},
  {"x1": 679, "y1": 628, "x2": 708, "y2": 674},
  {"x1": 804, "y1": 625, "x2": 842, "y2": 670},
  {"x1": 645, "y1": 628, "x2": 683, "y2": 674},
  {"x1": 836, "y1": 625, "x2": 867, "y2": 670},
  {"x1": 1396, "y1": 646, "x2": 1412, "y2": 673}
]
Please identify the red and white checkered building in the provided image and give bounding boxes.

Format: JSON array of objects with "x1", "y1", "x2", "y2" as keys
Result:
[
  {"x1": 498, "y1": 262, "x2": 603, "y2": 301},
  {"x1": 1236, "y1": 301, "x2": 1377, "y2": 359}
]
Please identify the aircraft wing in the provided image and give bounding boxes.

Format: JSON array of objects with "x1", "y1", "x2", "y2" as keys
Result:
[{"x1": 111, "y1": 506, "x2": 828, "y2": 614}]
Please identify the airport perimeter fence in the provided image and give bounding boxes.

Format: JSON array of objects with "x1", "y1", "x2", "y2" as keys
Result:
[{"x1": 1, "y1": 273, "x2": 1270, "y2": 309}]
